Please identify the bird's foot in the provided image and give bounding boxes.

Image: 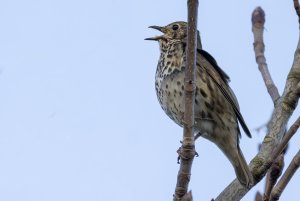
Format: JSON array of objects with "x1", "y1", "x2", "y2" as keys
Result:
[{"x1": 177, "y1": 143, "x2": 198, "y2": 164}]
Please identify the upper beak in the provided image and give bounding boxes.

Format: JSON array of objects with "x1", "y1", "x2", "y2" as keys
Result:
[
  {"x1": 145, "y1": 25, "x2": 166, "y2": 41},
  {"x1": 148, "y1": 25, "x2": 166, "y2": 32}
]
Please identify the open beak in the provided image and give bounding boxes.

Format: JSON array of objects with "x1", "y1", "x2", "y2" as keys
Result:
[
  {"x1": 148, "y1": 25, "x2": 166, "y2": 32},
  {"x1": 145, "y1": 25, "x2": 166, "y2": 41}
]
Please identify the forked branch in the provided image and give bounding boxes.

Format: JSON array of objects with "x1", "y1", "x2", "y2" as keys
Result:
[
  {"x1": 252, "y1": 8, "x2": 283, "y2": 200},
  {"x1": 269, "y1": 150, "x2": 300, "y2": 201},
  {"x1": 268, "y1": 116, "x2": 300, "y2": 201},
  {"x1": 215, "y1": 4, "x2": 300, "y2": 201}
]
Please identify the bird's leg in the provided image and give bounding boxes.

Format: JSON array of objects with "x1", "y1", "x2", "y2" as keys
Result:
[{"x1": 177, "y1": 137, "x2": 199, "y2": 164}]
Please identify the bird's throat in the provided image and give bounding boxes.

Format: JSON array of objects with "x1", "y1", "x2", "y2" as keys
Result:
[{"x1": 157, "y1": 42, "x2": 186, "y2": 79}]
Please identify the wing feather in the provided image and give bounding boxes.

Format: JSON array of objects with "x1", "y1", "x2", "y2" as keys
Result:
[{"x1": 197, "y1": 49, "x2": 251, "y2": 138}]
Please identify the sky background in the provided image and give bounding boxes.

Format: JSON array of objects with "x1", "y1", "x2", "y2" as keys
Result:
[{"x1": 0, "y1": 0, "x2": 299, "y2": 201}]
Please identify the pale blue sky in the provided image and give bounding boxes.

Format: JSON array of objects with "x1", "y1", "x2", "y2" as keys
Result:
[{"x1": 0, "y1": 1, "x2": 299, "y2": 201}]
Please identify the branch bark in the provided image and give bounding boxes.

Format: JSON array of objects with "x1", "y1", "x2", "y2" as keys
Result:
[
  {"x1": 173, "y1": 0, "x2": 198, "y2": 200},
  {"x1": 252, "y1": 8, "x2": 283, "y2": 200},
  {"x1": 215, "y1": 5, "x2": 300, "y2": 201},
  {"x1": 271, "y1": 116, "x2": 300, "y2": 160},
  {"x1": 252, "y1": 7, "x2": 280, "y2": 104},
  {"x1": 269, "y1": 150, "x2": 300, "y2": 201},
  {"x1": 263, "y1": 154, "x2": 284, "y2": 201},
  {"x1": 255, "y1": 192, "x2": 263, "y2": 201},
  {"x1": 294, "y1": 0, "x2": 300, "y2": 23},
  {"x1": 266, "y1": 116, "x2": 300, "y2": 201}
]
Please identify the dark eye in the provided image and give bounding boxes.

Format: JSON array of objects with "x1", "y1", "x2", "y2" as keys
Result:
[{"x1": 172, "y1": 24, "x2": 179, "y2": 30}]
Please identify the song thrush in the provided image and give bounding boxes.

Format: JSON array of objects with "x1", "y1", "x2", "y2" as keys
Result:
[{"x1": 146, "y1": 21, "x2": 253, "y2": 188}]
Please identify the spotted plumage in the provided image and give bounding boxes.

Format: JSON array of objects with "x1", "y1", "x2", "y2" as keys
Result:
[{"x1": 146, "y1": 21, "x2": 253, "y2": 188}]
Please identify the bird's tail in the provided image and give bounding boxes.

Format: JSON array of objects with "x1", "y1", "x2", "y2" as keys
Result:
[{"x1": 232, "y1": 146, "x2": 253, "y2": 188}]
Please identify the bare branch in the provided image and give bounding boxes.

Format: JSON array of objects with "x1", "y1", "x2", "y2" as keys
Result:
[
  {"x1": 215, "y1": 6, "x2": 300, "y2": 201},
  {"x1": 173, "y1": 0, "x2": 198, "y2": 200},
  {"x1": 255, "y1": 145, "x2": 263, "y2": 201},
  {"x1": 263, "y1": 154, "x2": 284, "y2": 201},
  {"x1": 215, "y1": 115, "x2": 300, "y2": 201},
  {"x1": 271, "y1": 116, "x2": 300, "y2": 160},
  {"x1": 270, "y1": 150, "x2": 300, "y2": 201},
  {"x1": 255, "y1": 192, "x2": 263, "y2": 201},
  {"x1": 263, "y1": 138, "x2": 290, "y2": 200},
  {"x1": 261, "y1": 108, "x2": 299, "y2": 201},
  {"x1": 251, "y1": 11, "x2": 282, "y2": 196},
  {"x1": 294, "y1": 0, "x2": 300, "y2": 23},
  {"x1": 181, "y1": 191, "x2": 193, "y2": 201},
  {"x1": 252, "y1": 6, "x2": 280, "y2": 103}
]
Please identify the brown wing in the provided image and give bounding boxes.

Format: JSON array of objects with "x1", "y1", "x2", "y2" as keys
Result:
[{"x1": 197, "y1": 49, "x2": 251, "y2": 138}]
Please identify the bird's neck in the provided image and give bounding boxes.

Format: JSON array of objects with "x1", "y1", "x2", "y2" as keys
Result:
[{"x1": 156, "y1": 41, "x2": 186, "y2": 79}]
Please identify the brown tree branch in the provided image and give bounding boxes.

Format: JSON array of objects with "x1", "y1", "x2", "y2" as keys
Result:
[
  {"x1": 255, "y1": 192, "x2": 263, "y2": 201},
  {"x1": 256, "y1": 144, "x2": 286, "y2": 201},
  {"x1": 269, "y1": 150, "x2": 300, "y2": 201},
  {"x1": 252, "y1": 6, "x2": 280, "y2": 104},
  {"x1": 263, "y1": 154, "x2": 284, "y2": 201},
  {"x1": 173, "y1": 0, "x2": 198, "y2": 200},
  {"x1": 215, "y1": 5, "x2": 300, "y2": 201},
  {"x1": 270, "y1": 116, "x2": 300, "y2": 160},
  {"x1": 181, "y1": 191, "x2": 193, "y2": 201},
  {"x1": 265, "y1": 116, "x2": 300, "y2": 201},
  {"x1": 252, "y1": 8, "x2": 283, "y2": 198},
  {"x1": 294, "y1": 0, "x2": 300, "y2": 23}
]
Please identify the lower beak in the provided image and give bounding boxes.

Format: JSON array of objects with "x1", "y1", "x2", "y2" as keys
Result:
[{"x1": 144, "y1": 36, "x2": 163, "y2": 41}]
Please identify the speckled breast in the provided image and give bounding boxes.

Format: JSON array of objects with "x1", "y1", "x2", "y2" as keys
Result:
[{"x1": 155, "y1": 68, "x2": 186, "y2": 127}]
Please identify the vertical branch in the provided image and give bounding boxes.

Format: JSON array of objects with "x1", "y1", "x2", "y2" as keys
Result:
[
  {"x1": 173, "y1": 0, "x2": 198, "y2": 200},
  {"x1": 252, "y1": 8, "x2": 283, "y2": 200},
  {"x1": 252, "y1": 7, "x2": 280, "y2": 103}
]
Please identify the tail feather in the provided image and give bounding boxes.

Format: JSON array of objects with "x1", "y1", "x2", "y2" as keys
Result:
[{"x1": 233, "y1": 146, "x2": 253, "y2": 188}]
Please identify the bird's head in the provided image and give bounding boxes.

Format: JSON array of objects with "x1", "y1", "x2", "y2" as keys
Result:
[
  {"x1": 145, "y1": 21, "x2": 188, "y2": 42},
  {"x1": 145, "y1": 21, "x2": 202, "y2": 51}
]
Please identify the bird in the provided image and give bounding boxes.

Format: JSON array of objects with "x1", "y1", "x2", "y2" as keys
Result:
[{"x1": 145, "y1": 21, "x2": 253, "y2": 188}]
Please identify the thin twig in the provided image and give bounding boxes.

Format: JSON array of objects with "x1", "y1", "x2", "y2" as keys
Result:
[
  {"x1": 255, "y1": 192, "x2": 263, "y2": 201},
  {"x1": 173, "y1": 0, "x2": 198, "y2": 200},
  {"x1": 252, "y1": 6, "x2": 280, "y2": 104},
  {"x1": 252, "y1": 10, "x2": 282, "y2": 196},
  {"x1": 269, "y1": 150, "x2": 300, "y2": 201},
  {"x1": 215, "y1": 5, "x2": 300, "y2": 201},
  {"x1": 263, "y1": 154, "x2": 284, "y2": 201}
]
